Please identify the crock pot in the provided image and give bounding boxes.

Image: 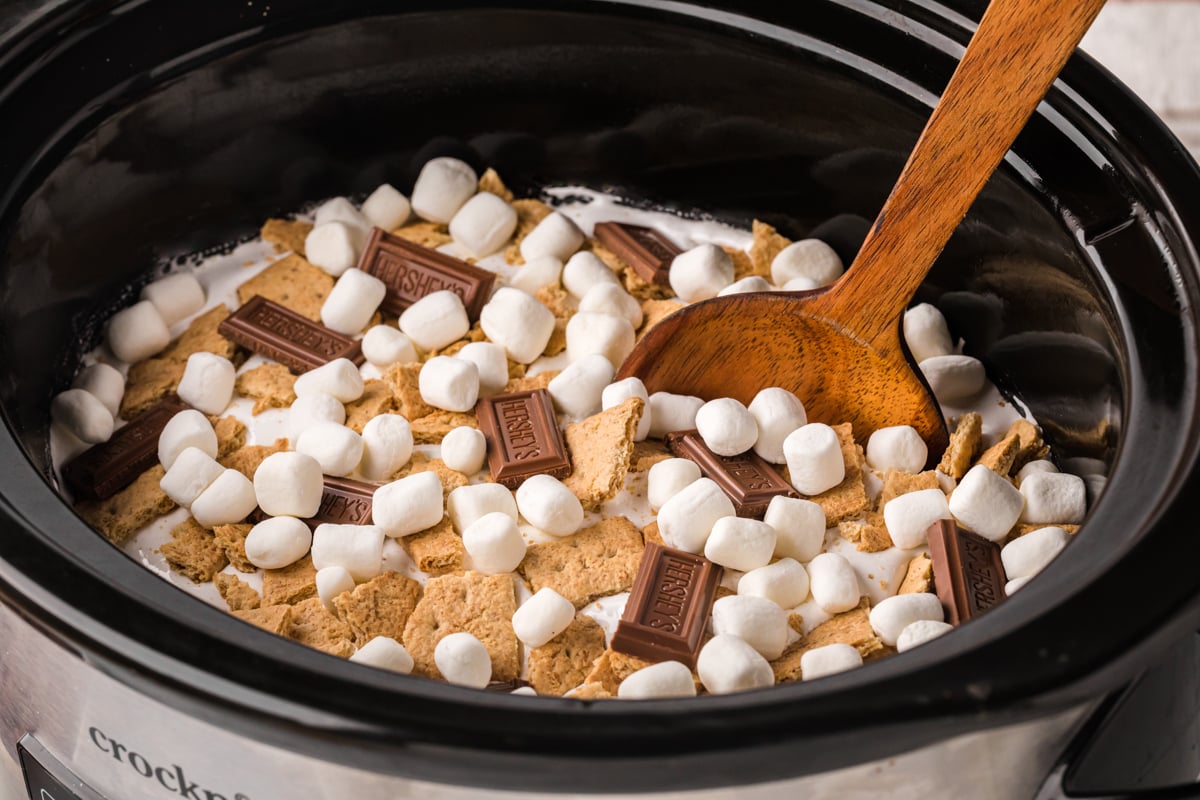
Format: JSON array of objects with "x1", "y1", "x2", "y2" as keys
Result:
[{"x1": 4, "y1": 1, "x2": 1200, "y2": 798}]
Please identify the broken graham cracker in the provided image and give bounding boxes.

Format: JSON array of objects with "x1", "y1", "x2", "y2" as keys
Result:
[
  {"x1": 630, "y1": 438, "x2": 672, "y2": 472},
  {"x1": 215, "y1": 572, "x2": 261, "y2": 611},
  {"x1": 261, "y1": 554, "x2": 318, "y2": 606},
  {"x1": 288, "y1": 596, "x2": 355, "y2": 658},
  {"x1": 391, "y1": 220, "x2": 452, "y2": 250},
  {"x1": 535, "y1": 285, "x2": 573, "y2": 357},
  {"x1": 219, "y1": 438, "x2": 289, "y2": 481},
  {"x1": 878, "y1": 469, "x2": 942, "y2": 507},
  {"x1": 637, "y1": 298, "x2": 684, "y2": 341},
  {"x1": 234, "y1": 362, "x2": 296, "y2": 414},
  {"x1": 477, "y1": 168, "x2": 514, "y2": 202},
  {"x1": 382, "y1": 362, "x2": 435, "y2": 420},
  {"x1": 723, "y1": 246, "x2": 756, "y2": 283},
  {"x1": 527, "y1": 614, "x2": 608, "y2": 697},
  {"x1": 838, "y1": 516, "x2": 893, "y2": 553},
  {"x1": 567, "y1": 682, "x2": 613, "y2": 700},
  {"x1": 503, "y1": 370, "x2": 558, "y2": 394},
  {"x1": 332, "y1": 571, "x2": 423, "y2": 646},
  {"x1": 76, "y1": 466, "x2": 175, "y2": 545},
  {"x1": 977, "y1": 418, "x2": 1048, "y2": 476},
  {"x1": 343, "y1": 379, "x2": 396, "y2": 432},
  {"x1": 405, "y1": 457, "x2": 469, "y2": 497},
  {"x1": 160, "y1": 518, "x2": 229, "y2": 582},
  {"x1": 748, "y1": 220, "x2": 791, "y2": 278},
  {"x1": 583, "y1": 649, "x2": 666, "y2": 697},
  {"x1": 518, "y1": 517, "x2": 644, "y2": 608},
  {"x1": 771, "y1": 599, "x2": 884, "y2": 682},
  {"x1": 402, "y1": 571, "x2": 520, "y2": 681},
  {"x1": 235, "y1": 253, "x2": 334, "y2": 322},
  {"x1": 213, "y1": 415, "x2": 248, "y2": 458},
  {"x1": 641, "y1": 520, "x2": 664, "y2": 547},
  {"x1": 939, "y1": 412, "x2": 982, "y2": 479},
  {"x1": 213, "y1": 523, "x2": 255, "y2": 572},
  {"x1": 802, "y1": 422, "x2": 870, "y2": 526},
  {"x1": 411, "y1": 410, "x2": 478, "y2": 445},
  {"x1": 898, "y1": 554, "x2": 933, "y2": 594},
  {"x1": 399, "y1": 516, "x2": 464, "y2": 575},
  {"x1": 234, "y1": 604, "x2": 292, "y2": 635},
  {"x1": 563, "y1": 397, "x2": 644, "y2": 511},
  {"x1": 976, "y1": 434, "x2": 1020, "y2": 476},
  {"x1": 261, "y1": 218, "x2": 313, "y2": 256}
]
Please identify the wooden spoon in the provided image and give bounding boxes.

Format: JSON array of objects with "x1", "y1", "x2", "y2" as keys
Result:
[{"x1": 617, "y1": 0, "x2": 1105, "y2": 460}]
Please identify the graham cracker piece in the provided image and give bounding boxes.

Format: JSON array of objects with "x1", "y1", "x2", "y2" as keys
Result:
[
  {"x1": 503, "y1": 199, "x2": 554, "y2": 264},
  {"x1": 568, "y1": 682, "x2": 613, "y2": 700},
  {"x1": 261, "y1": 218, "x2": 313, "y2": 256},
  {"x1": 637, "y1": 299, "x2": 684, "y2": 341},
  {"x1": 411, "y1": 410, "x2": 478, "y2": 445},
  {"x1": 344, "y1": 379, "x2": 396, "y2": 432},
  {"x1": 213, "y1": 523, "x2": 255, "y2": 572},
  {"x1": 235, "y1": 363, "x2": 296, "y2": 415},
  {"x1": 518, "y1": 517, "x2": 644, "y2": 607},
  {"x1": 219, "y1": 438, "x2": 288, "y2": 481},
  {"x1": 235, "y1": 253, "x2": 334, "y2": 322},
  {"x1": 878, "y1": 469, "x2": 942, "y2": 507},
  {"x1": 160, "y1": 517, "x2": 229, "y2": 582},
  {"x1": 429, "y1": 325, "x2": 487, "y2": 359},
  {"x1": 562, "y1": 398, "x2": 644, "y2": 511},
  {"x1": 939, "y1": 412, "x2": 983, "y2": 479},
  {"x1": 583, "y1": 649, "x2": 662, "y2": 696},
  {"x1": 120, "y1": 306, "x2": 238, "y2": 418},
  {"x1": 748, "y1": 220, "x2": 791, "y2": 278},
  {"x1": 503, "y1": 370, "x2": 558, "y2": 394},
  {"x1": 392, "y1": 221, "x2": 452, "y2": 249},
  {"x1": 407, "y1": 458, "x2": 469, "y2": 497},
  {"x1": 723, "y1": 246, "x2": 757, "y2": 282},
  {"x1": 215, "y1": 572, "x2": 261, "y2": 611},
  {"x1": 400, "y1": 516, "x2": 464, "y2": 575},
  {"x1": 477, "y1": 169, "x2": 514, "y2": 203},
  {"x1": 332, "y1": 570, "x2": 423, "y2": 646},
  {"x1": 1008, "y1": 418, "x2": 1050, "y2": 469},
  {"x1": 234, "y1": 604, "x2": 292, "y2": 635},
  {"x1": 898, "y1": 555, "x2": 933, "y2": 594},
  {"x1": 288, "y1": 596, "x2": 355, "y2": 658},
  {"x1": 261, "y1": 555, "x2": 318, "y2": 606},
  {"x1": 976, "y1": 434, "x2": 1020, "y2": 476},
  {"x1": 213, "y1": 415, "x2": 248, "y2": 458},
  {"x1": 838, "y1": 517, "x2": 893, "y2": 553},
  {"x1": 382, "y1": 362, "x2": 435, "y2": 421},
  {"x1": 641, "y1": 521, "x2": 664, "y2": 547},
  {"x1": 402, "y1": 571, "x2": 520, "y2": 681},
  {"x1": 507, "y1": 359, "x2": 527, "y2": 380},
  {"x1": 528, "y1": 614, "x2": 608, "y2": 696},
  {"x1": 630, "y1": 438, "x2": 672, "y2": 472},
  {"x1": 805, "y1": 422, "x2": 870, "y2": 526},
  {"x1": 535, "y1": 285, "x2": 574, "y2": 357},
  {"x1": 788, "y1": 613, "x2": 805, "y2": 635},
  {"x1": 771, "y1": 598, "x2": 882, "y2": 682},
  {"x1": 76, "y1": 466, "x2": 175, "y2": 545}
]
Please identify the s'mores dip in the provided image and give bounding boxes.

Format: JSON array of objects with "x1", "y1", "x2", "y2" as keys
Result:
[{"x1": 48, "y1": 157, "x2": 1090, "y2": 698}]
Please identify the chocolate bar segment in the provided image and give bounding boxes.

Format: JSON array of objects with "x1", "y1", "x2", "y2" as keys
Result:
[
  {"x1": 219, "y1": 295, "x2": 362, "y2": 374},
  {"x1": 475, "y1": 389, "x2": 571, "y2": 489},
  {"x1": 593, "y1": 221, "x2": 682, "y2": 286},
  {"x1": 357, "y1": 227, "x2": 496, "y2": 320},
  {"x1": 665, "y1": 429, "x2": 797, "y2": 517},
  {"x1": 612, "y1": 542, "x2": 722, "y2": 668},
  {"x1": 61, "y1": 396, "x2": 187, "y2": 501},
  {"x1": 926, "y1": 519, "x2": 1007, "y2": 625},
  {"x1": 305, "y1": 477, "x2": 376, "y2": 528}
]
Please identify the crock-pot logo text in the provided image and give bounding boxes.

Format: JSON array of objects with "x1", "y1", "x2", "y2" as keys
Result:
[
  {"x1": 89, "y1": 728, "x2": 251, "y2": 800},
  {"x1": 646, "y1": 556, "x2": 697, "y2": 633}
]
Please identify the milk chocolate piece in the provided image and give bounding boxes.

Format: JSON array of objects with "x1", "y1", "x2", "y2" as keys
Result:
[
  {"x1": 475, "y1": 389, "x2": 571, "y2": 489},
  {"x1": 926, "y1": 519, "x2": 1007, "y2": 625},
  {"x1": 593, "y1": 221, "x2": 682, "y2": 286},
  {"x1": 219, "y1": 295, "x2": 362, "y2": 374},
  {"x1": 611, "y1": 542, "x2": 722, "y2": 668},
  {"x1": 665, "y1": 429, "x2": 798, "y2": 517},
  {"x1": 305, "y1": 477, "x2": 376, "y2": 528},
  {"x1": 357, "y1": 227, "x2": 496, "y2": 320},
  {"x1": 485, "y1": 678, "x2": 532, "y2": 692},
  {"x1": 61, "y1": 396, "x2": 187, "y2": 501}
]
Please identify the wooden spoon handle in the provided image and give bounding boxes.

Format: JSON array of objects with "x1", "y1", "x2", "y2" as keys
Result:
[{"x1": 824, "y1": 0, "x2": 1105, "y2": 345}]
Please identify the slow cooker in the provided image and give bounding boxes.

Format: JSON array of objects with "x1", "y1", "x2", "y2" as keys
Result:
[{"x1": 4, "y1": 0, "x2": 1200, "y2": 798}]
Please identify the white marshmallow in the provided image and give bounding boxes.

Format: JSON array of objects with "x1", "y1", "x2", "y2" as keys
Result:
[
  {"x1": 71, "y1": 363, "x2": 125, "y2": 417},
  {"x1": 511, "y1": 686, "x2": 538, "y2": 696},
  {"x1": 316, "y1": 565, "x2": 356, "y2": 612},
  {"x1": 882, "y1": 488, "x2": 951, "y2": 550},
  {"x1": 902, "y1": 303, "x2": 954, "y2": 363},
  {"x1": 747, "y1": 388, "x2": 807, "y2": 464},
  {"x1": 373, "y1": 471, "x2": 444, "y2": 538},
  {"x1": 107, "y1": 300, "x2": 170, "y2": 363},
  {"x1": 515, "y1": 474, "x2": 584, "y2": 537},
  {"x1": 1019, "y1": 472, "x2": 1086, "y2": 524},
  {"x1": 696, "y1": 635, "x2": 774, "y2": 695},
  {"x1": 253, "y1": 451, "x2": 324, "y2": 518},
  {"x1": 617, "y1": 661, "x2": 697, "y2": 699},
  {"x1": 480, "y1": 288, "x2": 556, "y2": 364},
  {"x1": 508, "y1": 256, "x2": 564, "y2": 296},
  {"x1": 286, "y1": 392, "x2": 347, "y2": 444},
  {"x1": 896, "y1": 620, "x2": 954, "y2": 653},
  {"x1": 869, "y1": 593, "x2": 944, "y2": 646},
  {"x1": 695, "y1": 397, "x2": 758, "y2": 457},
  {"x1": 296, "y1": 422, "x2": 363, "y2": 478},
  {"x1": 418, "y1": 356, "x2": 479, "y2": 413},
  {"x1": 361, "y1": 325, "x2": 418, "y2": 368},
  {"x1": 449, "y1": 192, "x2": 518, "y2": 258},
  {"x1": 548, "y1": 354, "x2": 614, "y2": 419},
  {"x1": 710, "y1": 595, "x2": 788, "y2": 659},
  {"x1": 718, "y1": 276, "x2": 772, "y2": 296},
  {"x1": 314, "y1": 196, "x2": 370, "y2": 235},
  {"x1": 440, "y1": 426, "x2": 487, "y2": 475},
  {"x1": 738, "y1": 558, "x2": 810, "y2": 608},
  {"x1": 1002, "y1": 526, "x2": 1071, "y2": 580},
  {"x1": 411, "y1": 158, "x2": 478, "y2": 224},
  {"x1": 764, "y1": 496, "x2": 826, "y2": 562},
  {"x1": 1006, "y1": 576, "x2": 1032, "y2": 595},
  {"x1": 770, "y1": 239, "x2": 843, "y2": 287},
  {"x1": 656, "y1": 477, "x2": 735, "y2": 553},
  {"x1": 448, "y1": 483, "x2": 518, "y2": 533},
  {"x1": 462, "y1": 512, "x2": 526, "y2": 574},
  {"x1": 304, "y1": 222, "x2": 360, "y2": 277},
  {"x1": 159, "y1": 447, "x2": 224, "y2": 507},
  {"x1": 512, "y1": 587, "x2": 575, "y2": 647},
  {"x1": 455, "y1": 342, "x2": 509, "y2": 396},
  {"x1": 562, "y1": 252, "x2": 620, "y2": 299},
  {"x1": 520, "y1": 212, "x2": 584, "y2": 262},
  {"x1": 321, "y1": 268, "x2": 387, "y2": 336},
  {"x1": 244, "y1": 516, "x2": 313, "y2": 570},
  {"x1": 176, "y1": 352, "x2": 235, "y2": 415},
  {"x1": 359, "y1": 414, "x2": 414, "y2": 481},
  {"x1": 311, "y1": 523, "x2": 385, "y2": 582},
  {"x1": 948, "y1": 464, "x2": 1024, "y2": 542},
  {"x1": 602, "y1": 377, "x2": 651, "y2": 441},
  {"x1": 51, "y1": 389, "x2": 114, "y2": 445},
  {"x1": 866, "y1": 426, "x2": 928, "y2": 474},
  {"x1": 565, "y1": 312, "x2": 636, "y2": 368},
  {"x1": 1016, "y1": 459, "x2": 1058, "y2": 487},
  {"x1": 669, "y1": 244, "x2": 734, "y2": 302},
  {"x1": 398, "y1": 290, "x2": 470, "y2": 352},
  {"x1": 579, "y1": 283, "x2": 643, "y2": 330},
  {"x1": 190, "y1": 469, "x2": 259, "y2": 528},
  {"x1": 434, "y1": 632, "x2": 492, "y2": 688},
  {"x1": 704, "y1": 517, "x2": 776, "y2": 572},
  {"x1": 920, "y1": 355, "x2": 986, "y2": 403},
  {"x1": 783, "y1": 423, "x2": 845, "y2": 495},
  {"x1": 647, "y1": 458, "x2": 701, "y2": 511},
  {"x1": 807, "y1": 553, "x2": 861, "y2": 613},
  {"x1": 800, "y1": 644, "x2": 862, "y2": 680},
  {"x1": 647, "y1": 392, "x2": 704, "y2": 438},
  {"x1": 293, "y1": 358, "x2": 364, "y2": 403},
  {"x1": 781, "y1": 276, "x2": 822, "y2": 292},
  {"x1": 140, "y1": 273, "x2": 205, "y2": 326},
  {"x1": 361, "y1": 184, "x2": 411, "y2": 231},
  {"x1": 158, "y1": 409, "x2": 217, "y2": 470},
  {"x1": 351, "y1": 636, "x2": 415, "y2": 674}
]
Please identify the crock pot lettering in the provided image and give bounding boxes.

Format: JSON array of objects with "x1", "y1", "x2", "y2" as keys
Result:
[
  {"x1": 87, "y1": 728, "x2": 249, "y2": 800},
  {"x1": 476, "y1": 389, "x2": 570, "y2": 488},
  {"x1": 666, "y1": 429, "x2": 797, "y2": 516},
  {"x1": 359, "y1": 228, "x2": 495, "y2": 320},
  {"x1": 217, "y1": 296, "x2": 362, "y2": 374}
]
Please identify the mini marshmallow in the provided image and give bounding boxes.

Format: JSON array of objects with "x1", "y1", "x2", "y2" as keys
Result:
[
  {"x1": 565, "y1": 312, "x2": 636, "y2": 368},
  {"x1": 516, "y1": 474, "x2": 584, "y2": 537},
  {"x1": 158, "y1": 409, "x2": 217, "y2": 470},
  {"x1": 1016, "y1": 459, "x2": 1058, "y2": 487},
  {"x1": 321, "y1": 268, "x2": 387, "y2": 336},
  {"x1": 704, "y1": 517, "x2": 776, "y2": 572},
  {"x1": 807, "y1": 553, "x2": 861, "y2": 614},
  {"x1": 520, "y1": 212, "x2": 584, "y2": 262},
  {"x1": 411, "y1": 157, "x2": 478, "y2": 224},
  {"x1": 902, "y1": 303, "x2": 954, "y2": 363},
  {"x1": 948, "y1": 464, "x2": 1024, "y2": 542},
  {"x1": 866, "y1": 426, "x2": 928, "y2": 474},
  {"x1": 311, "y1": 523, "x2": 385, "y2": 582},
  {"x1": 800, "y1": 643, "x2": 862, "y2": 680},
  {"x1": 159, "y1": 447, "x2": 224, "y2": 507},
  {"x1": 304, "y1": 222, "x2": 360, "y2": 277},
  {"x1": 480, "y1": 288, "x2": 556, "y2": 364},
  {"x1": 669, "y1": 244, "x2": 734, "y2": 302},
  {"x1": 361, "y1": 184, "x2": 411, "y2": 231},
  {"x1": 512, "y1": 587, "x2": 575, "y2": 647},
  {"x1": 456, "y1": 342, "x2": 509, "y2": 396},
  {"x1": 1019, "y1": 472, "x2": 1086, "y2": 524},
  {"x1": 562, "y1": 251, "x2": 620, "y2": 299},
  {"x1": 462, "y1": 512, "x2": 526, "y2": 574},
  {"x1": 448, "y1": 483, "x2": 518, "y2": 533},
  {"x1": 511, "y1": 686, "x2": 538, "y2": 696},
  {"x1": 140, "y1": 273, "x2": 205, "y2": 326},
  {"x1": 418, "y1": 356, "x2": 479, "y2": 413},
  {"x1": 190, "y1": 469, "x2": 258, "y2": 528},
  {"x1": 296, "y1": 422, "x2": 364, "y2": 477},
  {"x1": 656, "y1": 477, "x2": 735, "y2": 553},
  {"x1": 316, "y1": 565, "x2": 356, "y2": 612},
  {"x1": 617, "y1": 661, "x2": 697, "y2": 699},
  {"x1": 398, "y1": 290, "x2": 470, "y2": 352},
  {"x1": 896, "y1": 619, "x2": 954, "y2": 653},
  {"x1": 434, "y1": 631, "x2": 492, "y2": 688},
  {"x1": 579, "y1": 283, "x2": 643, "y2": 330},
  {"x1": 253, "y1": 451, "x2": 324, "y2": 518},
  {"x1": 359, "y1": 413, "x2": 414, "y2": 480},
  {"x1": 747, "y1": 388, "x2": 807, "y2": 464},
  {"x1": 351, "y1": 636, "x2": 415, "y2": 674},
  {"x1": 1006, "y1": 576, "x2": 1032, "y2": 595},
  {"x1": 286, "y1": 392, "x2": 347, "y2": 444},
  {"x1": 647, "y1": 458, "x2": 701, "y2": 511},
  {"x1": 548, "y1": 354, "x2": 614, "y2": 420},
  {"x1": 373, "y1": 471, "x2": 444, "y2": 538},
  {"x1": 1002, "y1": 525, "x2": 1071, "y2": 580},
  {"x1": 920, "y1": 355, "x2": 986, "y2": 403},
  {"x1": 711, "y1": 595, "x2": 788, "y2": 659},
  {"x1": 738, "y1": 558, "x2": 810, "y2": 608},
  {"x1": 244, "y1": 516, "x2": 313, "y2": 570},
  {"x1": 314, "y1": 196, "x2": 370, "y2": 235},
  {"x1": 602, "y1": 377, "x2": 651, "y2": 441},
  {"x1": 361, "y1": 325, "x2": 418, "y2": 368},
  {"x1": 696, "y1": 634, "x2": 774, "y2": 694},
  {"x1": 783, "y1": 423, "x2": 845, "y2": 496},
  {"x1": 882, "y1": 488, "x2": 951, "y2": 549},
  {"x1": 869, "y1": 592, "x2": 944, "y2": 646},
  {"x1": 509, "y1": 256, "x2": 564, "y2": 296},
  {"x1": 647, "y1": 392, "x2": 704, "y2": 438},
  {"x1": 107, "y1": 300, "x2": 170, "y2": 363},
  {"x1": 764, "y1": 496, "x2": 827, "y2": 562},
  {"x1": 449, "y1": 192, "x2": 518, "y2": 258},
  {"x1": 770, "y1": 239, "x2": 843, "y2": 287},
  {"x1": 718, "y1": 276, "x2": 772, "y2": 296},
  {"x1": 441, "y1": 426, "x2": 487, "y2": 475},
  {"x1": 71, "y1": 363, "x2": 125, "y2": 417},
  {"x1": 176, "y1": 352, "x2": 236, "y2": 415},
  {"x1": 695, "y1": 397, "x2": 758, "y2": 457},
  {"x1": 51, "y1": 389, "x2": 114, "y2": 444},
  {"x1": 293, "y1": 358, "x2": 365, "y2": 403}
]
